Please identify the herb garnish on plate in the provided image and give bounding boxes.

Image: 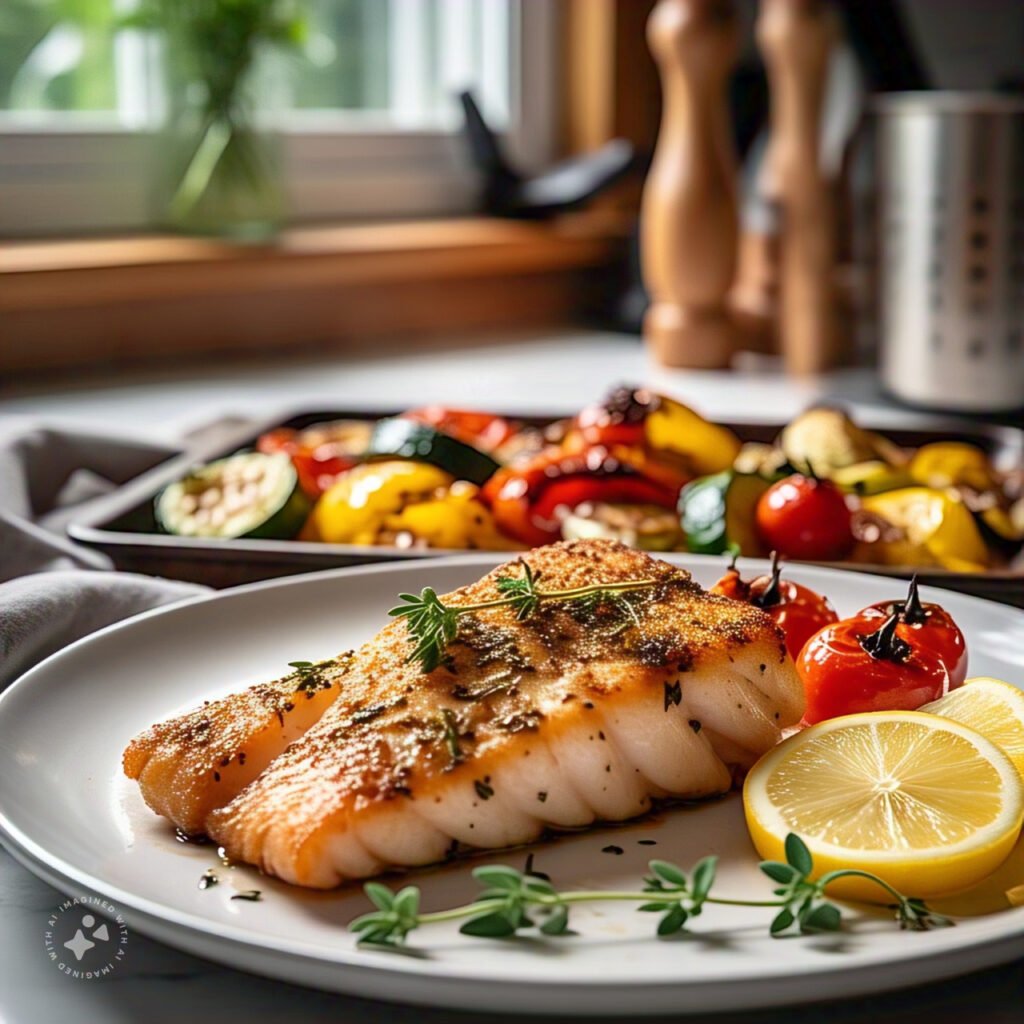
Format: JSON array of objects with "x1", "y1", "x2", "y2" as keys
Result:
[{"x1": 350, "y1": 833, "x2": 950, "y2": 951}]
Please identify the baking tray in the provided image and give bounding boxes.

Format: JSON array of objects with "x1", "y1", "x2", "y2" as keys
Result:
[{"x1": 67, "y1": 407, "x2": 1024, "y2": 604}]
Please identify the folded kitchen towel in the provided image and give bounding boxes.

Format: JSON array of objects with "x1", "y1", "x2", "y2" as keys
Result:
[{"x1": 0, "y1": 425, "x2": 209, "y2": 689}]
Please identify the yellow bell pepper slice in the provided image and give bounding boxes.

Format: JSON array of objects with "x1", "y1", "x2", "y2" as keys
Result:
[
  {"x1": 860, "y1": 487, "x2": 989, "y2": 571},
  {"x1": 645, "y1": 397, "x2": 741, "y2": 477},
  {"x1": 909, "y1": 442, "x2": 996, "y2": 492},
  {"x1": 313, "y1": 460, "x2": 453, "y2": 543}
]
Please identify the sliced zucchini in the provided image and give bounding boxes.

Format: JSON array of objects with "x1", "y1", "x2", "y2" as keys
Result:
[
  {"x1": 779, "y1": 407, "x2": 878, "y2": 477},
  {"x1": 367, "y1": 418, "x2": 500, "y2": 485},
  {"x1": 156, "y1": 452, "x2": 310, "y2": 539},
  {"x1": 678, "y1": 471, "x2": 770, "y2": 556}
]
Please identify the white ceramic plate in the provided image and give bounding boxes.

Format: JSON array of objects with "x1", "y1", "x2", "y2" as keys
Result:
[{"x1": 2, "y1": 555, "x2": 1024, "y2": 1015}]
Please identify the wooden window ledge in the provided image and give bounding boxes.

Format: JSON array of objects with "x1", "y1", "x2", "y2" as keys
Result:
[{"x1": 1, "y1": 212, "x2": 630, "y2": 375}]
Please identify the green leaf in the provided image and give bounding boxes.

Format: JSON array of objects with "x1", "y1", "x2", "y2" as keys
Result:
[
  {"x1": 392, "y1": 886, "x2": 420, "y2": 919},
  {"x1": 460, "y1": 912, "x2": 517, "y2": 938},
  {"x1": 649, "y1": 860, "x2": 688, "y2": 888},
  {"x1": 350, "y1": 912, "x2": 389, "y2": 932},
  {"x1": 800, "y1": 903, "x2": 842, "y2": 934},
  {"x1": 784, "y1": 834, "x2": 814, "y2": 876},
  {"x1": 363, "y1": 882, "x2": 394, "y2": 912},
  {"x1": 760, "y1": 861, "x2": 799, "y2": 885},
  {"x1": 472, "y1": 865, "x2": 523, "y2": 890},
  {"x1": 539, "y1": 905, "x2": 570, "y2": 936},
  {"x1": 656, "y1": 904, "x2": 689, "y2": 936},
  {"x1": 770, "y1": 908, "x2": 795, "y2": 935},
  {"x1": 638, "y1": 901, "x2": 671, "y2": 912},
  {"x1": 690, "y1": 856, "x2": 717, "y2": 903}
]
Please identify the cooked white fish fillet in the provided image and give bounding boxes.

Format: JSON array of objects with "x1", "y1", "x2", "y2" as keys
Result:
[
  {"x1": 200, "y1": 540, "x2": 803, "y2": 888},
  {"x1": 123, "y1": 655, "x2": 351, "y2": 836}
]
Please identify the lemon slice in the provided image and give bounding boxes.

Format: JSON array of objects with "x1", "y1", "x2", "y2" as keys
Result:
[
  {"x1": 744, "y1": 711, "x2": 1024, "y2": 901},
  {"x1": 922, "y1": 677, "x2": 1024, "y2": 779}
]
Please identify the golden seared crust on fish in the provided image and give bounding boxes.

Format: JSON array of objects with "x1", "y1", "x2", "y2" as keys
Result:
[
  {"x1": 123, "y1": 655, "x2": 352, "y2": 835},
  {"x1": 205, "y1": 540, "x2": 804, "y2": 888}
]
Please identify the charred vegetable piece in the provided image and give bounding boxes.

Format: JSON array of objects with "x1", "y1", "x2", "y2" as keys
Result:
[
  {"x1": 482, "y1": 446, "x2": 683, "y2": 548},
  {"x1": 778, "y1": 407, "x2": 879, "y2": 478},
  {"x1": 856, "y1": 488, "x2": 989, "y2": 572},
  {"x1": 560, "y1": 502, "x2": 685, "y2": 551},
  {"x1": 908, "y1": 442, "x2": 997, "y2": 493},
  {"x1": 156, "y1": 453, "x2": 310, "y2": 540},
  {"x1": 678, "y1": 472, "x2": 770, "y2": 556},
  {"x1": 257, "y1": 420, "x2": 371, "y2": 498},
  {"x1": 402, "y1": 407, "x2": 517, "y2": 453},
  {"x1": 645, "y1": 395, "x2": 741, "y2": 477},
  {"x1": 311, "y1": 460, "x2": 454, "y2": 545},
  {"x1": 831, "y1": 460, "x2": 913, "y2": 496},
  {"x1": 367, "y1": 418, "x2": 500, "y2": 485}
]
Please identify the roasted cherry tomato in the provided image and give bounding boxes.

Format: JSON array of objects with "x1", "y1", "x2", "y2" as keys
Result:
[
  {"x1": 755, "y1": 473, "x2": 854, "y2": 561},
  {"x1": 403, "y1": 407, "x2": 516, "y2": 452},
  {"x1": 852, "y1": 577, "x2": 968, "y2": 688},
  {"x1": 711, "y1": 553, "x2": 839, "y2": 660},
  {"x1": 481, "y1": 445, "x2": 681, "y2": 547},
  {"x1": 798, "y1": 608, "x2": 954, "y2": 724}
]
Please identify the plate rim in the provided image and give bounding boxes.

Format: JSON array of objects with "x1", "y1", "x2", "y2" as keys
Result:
[{"x1": 3, "y1": 554, "x2": 1024, "y2": 1013}]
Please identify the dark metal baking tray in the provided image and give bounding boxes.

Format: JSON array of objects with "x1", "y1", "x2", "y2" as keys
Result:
[{"x1": 67, "y1": 407, "x2": 1024, "y2": 603}]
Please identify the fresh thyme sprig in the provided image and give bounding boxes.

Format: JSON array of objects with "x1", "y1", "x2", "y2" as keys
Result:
[
  {"x1": 389, "y1": 561, "x2": 659, "y2": 672},
  {"x1": 349, "y1": 833, "x2": 951, "y2": 951}
]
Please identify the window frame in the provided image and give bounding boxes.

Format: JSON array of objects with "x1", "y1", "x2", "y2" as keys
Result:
[{"x1": 0, "y1": 0, "x2": 560, "y2": 237}]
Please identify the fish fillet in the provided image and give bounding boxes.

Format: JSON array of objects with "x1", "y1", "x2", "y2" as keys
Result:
[
  {"x1": 203, "y1": 540, "x2": 804, "y2": 888},
  {"x1": 123, "y1": 654, "x2": 352, "y2": 835}
]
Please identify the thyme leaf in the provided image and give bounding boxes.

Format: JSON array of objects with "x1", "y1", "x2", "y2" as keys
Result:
[
  {"x1": 390, "y1": 561, "x2": 658, "y2": 673},
  {"x1": 348, "y1": 833, "x2": 951, "y2": 952}
]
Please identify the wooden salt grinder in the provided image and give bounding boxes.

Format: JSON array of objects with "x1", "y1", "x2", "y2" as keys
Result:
[
  {"x1": 757, "y1": 0, "x2": 841, "y2": 374},
  {"x1": 641, "y1": 0, "x2": 740, "y2": 369}
]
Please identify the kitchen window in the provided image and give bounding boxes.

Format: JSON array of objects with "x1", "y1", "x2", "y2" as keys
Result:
[{"x1": 0, "y1": 0, "x2": 558, "y2": 236}]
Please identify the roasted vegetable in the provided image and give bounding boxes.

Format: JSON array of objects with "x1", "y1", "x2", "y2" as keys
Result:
[
  {"x1": 570, "y1": 387, "x2": 740, "y2": 477},
  {"x1": 312, "y1": 461, "x2": 454, "y2": 545},
  {"x1": 779, "y1": 407, "x2": 880, "y2": 477},
  {"x1": 382, "y1": 481, "x2": 520, "y2": 550},
  {"x1": 855, "y1": 487, "x2": 989, "y2": 572},
  {"x1": 156, "y1": 452, "x2": 310, "y2": 539},
  {"x1": 754, "y1": 473, "x2": 854, "y2": 561},
  {"x1": 908, "y1": 442, "x2": 996, "y2": 492},
  {"x1": 257, "y1": 420, "x2": 371, "y2": 497},
  {"x1": 560, "y1": 502, "x2": 685, "y2": 551},
  {"x1": 645, "y1": 394, "x2": 741, "y2": 476},
  {"x1": 732, "y1": 442, "x2": 791, "y2": 478},
  {"x1": 367, "y1": 418, "x2": 500, "y2": 485},
  {"x1": 831, "y1": 460, "x2": 913, "y2": 496},
  {"x1": 483, "y1": 445, "x2": 683, "y2": 547},
  {"x1": 678, "y1": 471, "x2": 770, "y2": 556},
  {"x1": 402, "y1": 407, "x2": 517, "y2": 453}
]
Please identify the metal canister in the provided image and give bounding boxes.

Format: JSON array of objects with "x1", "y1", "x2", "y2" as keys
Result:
[{"x1": 874, "y1": 92, "x2": 1024, "y2": 413}]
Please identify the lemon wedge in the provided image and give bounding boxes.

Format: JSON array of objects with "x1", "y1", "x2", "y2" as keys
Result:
[
  {"x1": 922, "y1": 677, "x2": 1024, "y2": 779},
  {"x1": 744, "y1": 711, "x2": 1024, "y2": 901}
]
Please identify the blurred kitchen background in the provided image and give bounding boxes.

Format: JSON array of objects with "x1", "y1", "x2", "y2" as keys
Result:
[{"x1": 1, "y1": 0, "x2": 1023, "y2": 422}]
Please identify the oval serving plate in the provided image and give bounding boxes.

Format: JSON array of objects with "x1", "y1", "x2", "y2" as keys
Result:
[{"x1": 1, "y1": 555, "x2": 1023, "y2": 1015}]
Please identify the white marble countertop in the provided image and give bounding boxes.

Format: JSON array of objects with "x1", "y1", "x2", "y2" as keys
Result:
[{"x1": 1, "y1": 330, "x2": 1021, "y2": 1023}]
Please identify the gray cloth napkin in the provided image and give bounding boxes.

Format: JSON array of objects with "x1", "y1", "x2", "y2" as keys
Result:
[{"x1": 0, "y1": 425, "x2": 209, "y2": 688}]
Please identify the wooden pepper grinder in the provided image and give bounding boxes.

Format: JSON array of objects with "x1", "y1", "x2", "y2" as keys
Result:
[
  {"x1": 757, "y1": 0, "x2": 841, "y2": 373},
  {"x1": 641, "y1": 0, "x2": 740, "y2": 369}
]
